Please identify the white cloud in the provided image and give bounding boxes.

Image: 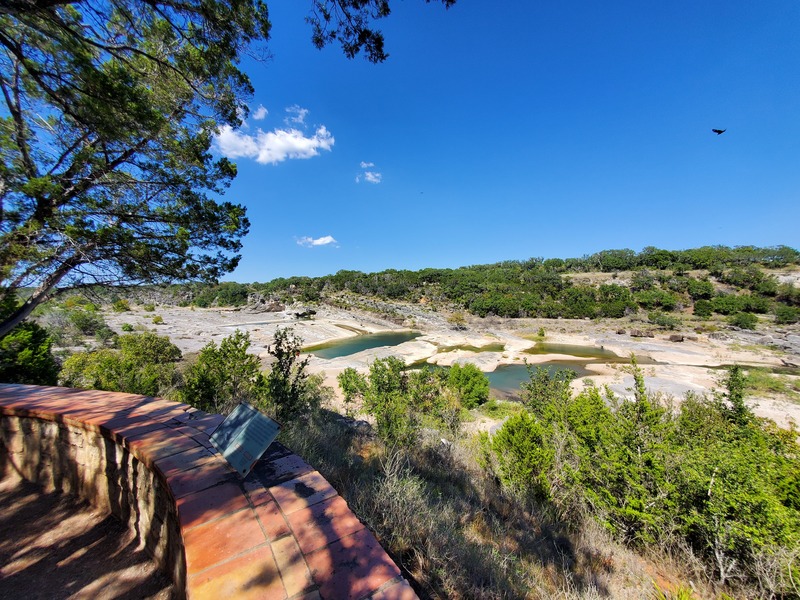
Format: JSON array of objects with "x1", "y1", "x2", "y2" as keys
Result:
[
  {"x1": 252, "y1": 104, "x2": 268, "y2": 120},
  {"x1": 297, "y1": 235, "x2": 338, "y2": 248},
  {"x1": 215, "y1": 124, "x2": 334, "y2": 164},
  {"x1": 285, "y1": 105, "x2": 309, "y2": 125},
  {"x1": 363, "y1": 171, "x2": 382, "y2": 184},
  {"x1": 356, "y1": 160, "x2": 382, "y2": 184}
]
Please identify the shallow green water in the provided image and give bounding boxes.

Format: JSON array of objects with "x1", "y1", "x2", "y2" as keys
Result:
[
  {"x1": 486, "y1": 362, "x2": 592, "y2": 396},
  {"x1": 526, "y1": 342, "x2": 656, "y2": 365},
  {"x1": 304, "y1": 331, "x2": 422, "y2": 359},
  {"x1": 438, "y1": 342, "x2": 506, "y2": 353},
  {"x1": 525, "y1": 342, "x2": 621, "y2": 359}
]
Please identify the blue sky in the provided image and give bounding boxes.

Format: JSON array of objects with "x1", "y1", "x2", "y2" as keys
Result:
[{"x1": 214, "y1": 0, "x2": 800, "y2": 283}]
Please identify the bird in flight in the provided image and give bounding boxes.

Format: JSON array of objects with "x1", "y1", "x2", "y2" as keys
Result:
[{"x1": 712, "y1": 128, "x2": 726, "y2": 135}]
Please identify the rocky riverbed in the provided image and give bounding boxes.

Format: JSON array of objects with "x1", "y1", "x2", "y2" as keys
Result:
[{"x1": 104, "y1": 301, "x2": 800, "y2": 428}]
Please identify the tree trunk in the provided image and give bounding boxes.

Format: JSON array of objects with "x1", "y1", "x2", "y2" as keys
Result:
[{"x1": 0, "y1": 257, "x2": 81, "y2": 338}]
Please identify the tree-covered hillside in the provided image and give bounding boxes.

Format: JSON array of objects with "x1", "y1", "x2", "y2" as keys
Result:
[{"x1": 151, "y1": 245, "x2": 800, "y2": 327}]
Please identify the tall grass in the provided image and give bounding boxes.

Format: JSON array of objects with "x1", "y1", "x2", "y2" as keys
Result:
[{"x1": 281, "y1": 411, "x2": 658, "y2": 599}]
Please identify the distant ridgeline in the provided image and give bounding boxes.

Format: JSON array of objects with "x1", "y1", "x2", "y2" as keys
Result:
[{"x1": 75, "y1": 245, "x2": 800, "y2": 323}]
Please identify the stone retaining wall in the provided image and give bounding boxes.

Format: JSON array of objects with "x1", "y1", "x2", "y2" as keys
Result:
[{"x1": 0, "y1": 384, "x2": 417, "y2": 600}]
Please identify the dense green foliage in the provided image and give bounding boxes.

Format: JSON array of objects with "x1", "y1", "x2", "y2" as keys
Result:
[
  {"x1": 0, "y1": 293, "x2": 58, "y2": 384},
  {"x1": 192, "y1": 282, "x2": 251, "y2": 308},
  {"x1": 46, "y1": 245, "x2": 799, "y2": 332},
  {"x1": 58, "y1": 326, "x2": 318, "y2": 420},
  {"x1": 181, "y1": 330, "x2": 265, "y2": 413},
  {"x1": 0, "y1": 321, "x2": 59, "y2": 385},
  {"x1": 338, "y1": 358, "x2": 489, "y2": 447},
  {"x1": 482, "y1": 363, "x2": 800, "y2": 594},
  {"x1": 60, "y1": 331, "x2": 181, "y2": 396},
  {"x1": 447, "y1": 362, "x2": 490, "y2": 409},
  {"x1": 162, "y1": 245, "x2": 799, "y2": 326},
  {"x1": 728, "y1": 311, "x2": 758, "y2": 330}
]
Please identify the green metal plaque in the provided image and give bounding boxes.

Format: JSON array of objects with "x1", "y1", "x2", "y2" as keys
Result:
[{"x1": 209, "y1": 403, "x2": 280, "y2": 477}]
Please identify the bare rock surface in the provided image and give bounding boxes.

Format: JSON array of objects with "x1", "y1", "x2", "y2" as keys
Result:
[{"x1": 103, "y1": 301, "x2": 800, "y2": 428}]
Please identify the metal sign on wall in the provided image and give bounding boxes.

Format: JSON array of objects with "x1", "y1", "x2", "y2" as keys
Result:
[{"x1": 209, "y1": 402, "x2": 281, "y2": 477}]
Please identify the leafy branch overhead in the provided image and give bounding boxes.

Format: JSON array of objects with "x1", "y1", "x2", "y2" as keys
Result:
[
  {"x1": 0, "y1": 0, "x2": 268, "y2": 335},
  {"x1": 0, "y1": 0, "x2": 457, "y2": 337},
  {"x1": 306, "y1": 0, "x2": 456, "y2": 63}
]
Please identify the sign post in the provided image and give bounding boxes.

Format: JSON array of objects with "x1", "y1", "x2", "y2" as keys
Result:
[{"x1": 209, "y1": 403, "x2": 281, "y2": 477}]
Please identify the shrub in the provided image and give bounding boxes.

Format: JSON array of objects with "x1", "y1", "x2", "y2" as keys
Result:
[
  {"x1": 775, "y1": 304, "x2": 800, "y2": 324},
  {"x1": 740, "y1": 293, "x2": 770, "y2": 314},
  {"x1": 520, "y1": 365, "x2": 575, "y2": 418},
  {"x1": 729, "y1": 312, "x2": 758, "y2": 330},
  {"x1": 60, "y1": 332, "x2": 181, "y2": 396},
  {"x1": 143, "y1": 303, "x2": 156, "y2": 312},
  {"x1": 152, "y1": 315, "x2": 164, "y2": 324},
  {"x1": 94, "y1": 324, "x2": 116, "y2": 345},
  {"x1": 711, "y1": 294, "x2": 743, "y2": 315},
  {"x1": 687, "y1": 278, "x2": 715, "y2": 300},
  {"x1": 447, "y1": 362, "x2": 489, "y2": 409},
  {"x1": 487, "y1": 411, "x2": 553, "y2": 502},
  {"x1": 447, "y1": 312, "x2": 467, "y2": 330},
  {"x1": 635, "y1": 289, "x2": 679, "y2": 311},
  {"x1": 182, "y1": 330, "x2": 264, "y2": 414},
  {"x1": 112, "y1": 299, "x2": 131, "y2": 312},
  {"x1": 265, "y1": 327, "x2": 317, "y2": 422},
  {"x1": 68, "y1": 308, "x2": 106, "y2": 336},
  {"x1": 121, "y1": 323, "x2": 134, "y2": 332},
  {"x1": 0, "y1": 322, "x2": 59, "y2": 385},
  {"x1": 648, "y1": 311, "x2": 681, "y2": 330},
  {"x1": 338, "y1": 357, "x2": 427, "y2": 448},
  {"x1": 693, "y1": 299, "x2": 713, "y2": 317}
]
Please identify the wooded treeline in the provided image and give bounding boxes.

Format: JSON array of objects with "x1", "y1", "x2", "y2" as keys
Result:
[{"x1": 106, "y1": 245, "x2": 800, "y2": 326}]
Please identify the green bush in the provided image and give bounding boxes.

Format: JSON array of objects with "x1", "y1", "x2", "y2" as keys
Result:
[
  {"x1": 337, "y1": 357, "x2": 477, "y2": 448},
  {"x1": 634, "y1": 289, "x2": 679, "y2": 311},
  {"x1": 648, "y1": 311, "x2": 681, "y2": 330},
  {"x1": 121, "y1": 323, "x2": 134, "y2": 332},
  {"x1": 687, "y1": 278, "x2": 715, "y2": 300},
  {"x1": 60, "y1": 332, "x2": 181, "y2": 396},
  {"x1": 482, "y1": 362, "x2": 800, "y2": 592},
  {"x1": 143, "y1": 303, "x2": 156, "y2": 312},
  {"x1": 152, "y1": 315, "x2": 164, "y2": 324},
  {"x1": 740, "y1": 293, "x2": 770, "y2": 314},
  {"x1": 360, "y1": 357, "x2": 420, "y2": 448},
  {"x1": 729, "y1": 312, "x2": 758, "y2": 330},
  {"x1": 112, "y1": 299, "x2": 131, "y2": 312},
  {"x1": 0, "y1": 322, "x2": 59, "y2": 385},
  {"x1": 711, "y1": 294, "x2": 743, "y2": 315},
  {"x1": 68, "y1": 309, "x2": 106, "y2": 336},
  {"x1": 520, "y1": 365, "x2": 576, "y2": 418},
  {"x1": 182, "y1": 330, "x2": 265, "y2": 414},
  {"x1": 0, "y1": 294, "x2": 59, "y2": 385},
  {"x1": 775, "y1": 304, "x2": 800, "y2": 324},
  {"x1": 693, "y1": 299, "x2": 713, "y2": 318},
  {"x1": 192, "y1": 282, "x2": 250, "y2": 308},
  {"x1": 447, "y1": 362, "x2": 489, "y2": 409},
  {"x1": 265, "y1": 327, "x2": 317, "y2": 421},
  {"x1": 487, "y1": 411, "x2": 553, "y2": 502}
]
